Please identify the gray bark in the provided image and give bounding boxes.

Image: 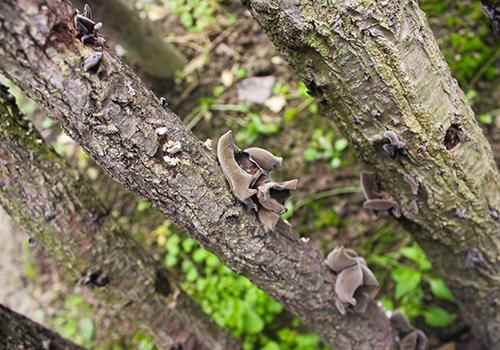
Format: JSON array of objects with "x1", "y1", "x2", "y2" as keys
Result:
[
  {"x1": 241, "y1": 0, "x2": 500, "y2": 348},
  {"x1": 0, "y1": 87, "x2": 239, "y2": 350},
  {"x1": 0, "y1": 0, "x2": 395, "y2": 349},
  {"x1": 0, "y1": 304, "x2": 84, "y2": 350}
]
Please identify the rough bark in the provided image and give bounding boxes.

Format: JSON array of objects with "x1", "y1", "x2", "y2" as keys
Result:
[
  {"x1": 0, "y1": 88, "x2": 239, "y2": 350},
  {"x1": 482, "y1": 0, "x2": 500, "y2": 36},
  {"x1": 71, "y1": 0, "x2": 186, "y2": 79},
  {"x1": 241, "y1": 0, "x2": 500, "y2": 348},
  {"x1": 0, "y1": 1, "x2": 395, "y2": 349},
  {"x1": 0, "y1": 304, "x2": 84, "y2": 350}
]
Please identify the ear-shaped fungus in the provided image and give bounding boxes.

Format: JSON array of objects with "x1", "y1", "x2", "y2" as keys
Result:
[
  {"x1": 217, "y1": 131, "x2": 298, "y2": 232},
  {"x1": 217, "y1": 131, "x2": 258, "y2": 203},
  {"x1": 244, "y1": 147, "x2": 283, "y2": 173},
  {"x1": 323, "y1": 247, "x2": 380, "y2": 315},
  {"x1": 360, "y1": 172, "x2": 401, "y2": 218},
  {"x1": 390, "y1": 312, "x2": 428, "y2": 350}
]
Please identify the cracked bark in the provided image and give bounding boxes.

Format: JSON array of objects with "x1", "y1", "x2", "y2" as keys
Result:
[
  {"x1": 241, "y1": 0, "x2": 500, "y2": 348},
  {"x1": 0, "y1": 1, "x2": 395, "y2": 349},
  {"x1": 0, "y1": 89, "x2": 239, "y2": 350},
  {"x1": 0, "y1": 304, "x2": 84, "y2": 350}
]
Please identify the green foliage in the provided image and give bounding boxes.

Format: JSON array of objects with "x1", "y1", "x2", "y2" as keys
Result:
[
  {"x1": 167, "y1": 0, "x2": 216, "y2": 32},
  {"x1": 304, "y1": 129, "x2": 348, "y2": 169},
  {"x1": 368, "y1": 237, "x2": 457, "y2": 328},
  {"x1": 52, "y1": 295, "x2": 96, "y2": 348},
  {"x1": 155, "y1": 221, "x2": 326, "y2": 350},
  {"x1": 236, "y1": 114, "x2": 281, "y2": 146},
  {"x1": 421, "y1": 0, "x2": 499, "y2": 87}
]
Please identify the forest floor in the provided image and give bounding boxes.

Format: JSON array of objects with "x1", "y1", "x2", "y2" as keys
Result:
[{"x1": 1, "y1": 0, "x2": 499, "y2": 349}]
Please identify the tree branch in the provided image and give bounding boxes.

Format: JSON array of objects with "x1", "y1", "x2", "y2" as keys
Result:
[
  {"x1": 0, "y1": 0, "x2": 395, "y2": 349},
  {"x1": 0, "y1": 304, "x2": 84, "y2": 350},
  {"x1": 0, "y1": 87, "x2": 239, "y2": 350},
  {"x1": 241, "y1": 0, "x2": 500, "y2": 347}
]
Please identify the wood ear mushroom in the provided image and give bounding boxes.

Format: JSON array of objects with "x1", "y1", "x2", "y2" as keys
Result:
[
  {"x1": 324, "y1": 247, "x2": 380, "y2": 315},
  {"x1": 217, "y1": 131, "x2": 298, "y2": 232},
  {"x1": 390, "y1": 312, "x2": 428, "y2": 350},
  {"x1": 360, "y1": 172, "x2": 401, "y2": 218}
]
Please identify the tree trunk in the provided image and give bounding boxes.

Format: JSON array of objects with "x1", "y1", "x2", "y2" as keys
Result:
[
  {"x1": 71, "y1": 0, "x2": 186, "y2": 80},
  {"x1": 0, "y1": 87, "x2": 239, "y2": 350},
  {"x1": 0, "y1": 1, "x2": 396, "y2": 349},
  {"x1": 242, "y1": 0, "x2": 500, "y2": 348},
  {"x1": 0, "y1": 304, "x2": 84, "y2": 350}
]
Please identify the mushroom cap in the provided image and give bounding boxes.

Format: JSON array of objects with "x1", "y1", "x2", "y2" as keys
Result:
[
  {"x1": 335, "y1": 264, "x2": 363, "y2": 306},
  {"x1": 217, "y1": 131, "x2": 258, "y2": 202},
  {"x1": 324, "y1": 247, "x2": 359, "y2": 272},
  {"x1": 244, "y1": 147, "x2": 283, "y2": 172}
]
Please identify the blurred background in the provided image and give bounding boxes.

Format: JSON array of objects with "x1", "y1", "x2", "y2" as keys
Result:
[{"x1": 1, "y1": 0, "x2": 499, "y2": 349}]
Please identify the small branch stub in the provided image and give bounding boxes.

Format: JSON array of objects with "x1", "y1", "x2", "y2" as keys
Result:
[{"x1": 217, "y1": 131, "x2": 297, "y2": 232}]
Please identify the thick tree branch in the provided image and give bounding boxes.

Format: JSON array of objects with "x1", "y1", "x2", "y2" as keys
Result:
[
  {"x1": 0, "y1": 1, "x2": 395, "y2": 349},
  {"x1": 241, "y1": 0, "x2": 500, "y2": 347},
  {"x1": 0, "y1": 87, "x2": 239, "y2": 350},
  {"x1": 0, "y1": 304, "x2": 84, "y2": 350}
]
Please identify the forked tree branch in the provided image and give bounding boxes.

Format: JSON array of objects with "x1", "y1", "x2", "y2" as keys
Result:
[{"x1": 0, "y1": 0, "x2": 395, "y2": 349}]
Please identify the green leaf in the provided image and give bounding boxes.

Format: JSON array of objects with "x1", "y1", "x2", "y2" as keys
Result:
[
  {"x1": 479, "y1": 113, "x2": 493, "y2": 125},
  {"x1": 391, "y1": 266, "x2": 422, "y2": 299},
  {"x1": 427, "y1": 277, "x2": 454, "y2": 301},
  {"x1": 192, "y1": 248, "x2": 208, "y2": 263},
  {"x1": 164, "y1": 254, "x2": 178, "y2": 267},
  {"x1": 334, "y1": 138, "x2": 348, "y2": 151},
  {"x1": 329, "y1": 157, "x2": 341, "y2": 168},
  {"x1": 400, "y1": 244, "x2": 432, "y2": 271},
  {"x1": 304, "y1": 148, "x2": 319, "y2": 161},
  {"x1": 136, "y1": 200, "x2": 151, "y2": 212},
  {"x1": 79, "y1": 318, "x2": 95, "y2": 342},
  {"x1": 423, "y1": 307, "x2": 456, "y2": 327},
  {"x1": 186, "y1": 267, "x2": 199, "y2": 282},
  {"x1": 262, "y1": 341, "x2": 281, "y2": 350},
  {"x1": 182, "y1": 238, "x2": 197, "y2": 253},
  {"x1": 244, "y1": 309, "x2": 264, "y2": 334}
]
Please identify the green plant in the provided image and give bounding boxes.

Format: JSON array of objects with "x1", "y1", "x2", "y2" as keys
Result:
[
  {"x1": 52, "y1": 295, "x2": 96, "y2": 348},
  {"x1": 304, "y1": 129, "x2": 348, "y2": 169},
  {"x1": 167, "y1": 0, "x2": 216, "y2": 32},
  {"x1": 155, "y1": 221, "x2": 326, "y2": 350},
  {"x1": 368, "y1": 240, "x2": 456, "y2": 328},
  {"x1": 236, "y1": 113, "x2": 281, "y2": 146}
]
